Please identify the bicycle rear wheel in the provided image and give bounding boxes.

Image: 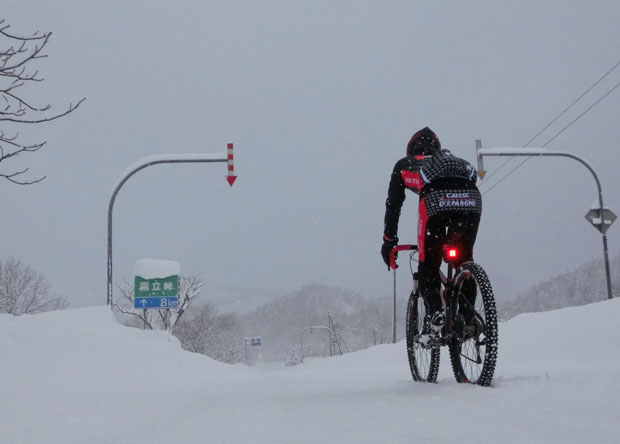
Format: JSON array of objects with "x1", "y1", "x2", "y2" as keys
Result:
[
  {"x1": 406, "y1": 291, "x2": 440, "y2": 382},
  {"x1": 449, "y1": 261, "x2": 498, "y2": 387}
]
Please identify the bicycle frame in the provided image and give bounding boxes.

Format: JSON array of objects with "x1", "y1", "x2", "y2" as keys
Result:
[
  {"x1": 390, "y1": 244, "x2": 467, "y2": 343},
  {"x1": 389, "y1": 243, "x2": 459, "y2": 286}
]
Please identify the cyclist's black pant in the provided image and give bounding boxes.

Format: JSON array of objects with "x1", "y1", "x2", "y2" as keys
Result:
[{"x1": 418, "y1": 210, "x2": 481, "y2": 312}]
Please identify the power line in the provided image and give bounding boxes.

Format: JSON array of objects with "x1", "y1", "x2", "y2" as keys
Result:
[
  {"x1": 481, "y1": 59, "x2": 620, "y2": 195},
  {"x1": 482, "y1": 157, "x2": 530, "y2": 196},
  {"x1": 523, "y1": 58, "x2": 620, "y2": 148},
  {"x1": 479, "y1": 157, "x2": 514, "y2": 183},
  {"x1": 539, "y1": 77, "x2": 620, "y2": 148}
]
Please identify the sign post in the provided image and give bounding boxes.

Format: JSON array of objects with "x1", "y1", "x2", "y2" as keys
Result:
[{"x1": 244, "y1": 336, "x2": 262, "y2": 366}]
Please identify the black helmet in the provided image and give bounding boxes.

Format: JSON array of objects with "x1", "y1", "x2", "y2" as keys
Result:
[{"x1": 407, "y1": 127, "x2": 441, "y2": 157}]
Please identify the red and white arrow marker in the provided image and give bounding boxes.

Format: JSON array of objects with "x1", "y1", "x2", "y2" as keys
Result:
[{"x1": 226, "y1": 142, "x2": 237, "y2": 186}]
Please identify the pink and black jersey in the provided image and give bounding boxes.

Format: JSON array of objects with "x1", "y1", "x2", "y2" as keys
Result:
[{"x1": 384, "y1": 149, "x2": 481, "y2": 240}]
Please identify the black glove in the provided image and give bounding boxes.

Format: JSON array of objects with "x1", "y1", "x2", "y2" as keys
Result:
[{"x1": 381, "y1": 235, "x2": 398, "y2": 270}]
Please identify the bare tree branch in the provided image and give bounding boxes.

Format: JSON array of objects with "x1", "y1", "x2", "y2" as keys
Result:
[
  {"x1": 0, "y1": 20, "x2": 85, "y2": 185},
  {"x1": 0, "y1": 130, "x2": 47, "y2": 183},
  {"x1": 112, "y1": 279, "x2": 153, "y2": 329},
  {"x1": 5, "y1": 169, "x2": 46, "y2": 185},
  {"x1": 0, "y1": 98, "x2": 85, "y2": 124},
  {"x1": 0, "y1": 20, "x2": 48, "y2": 42},
  {"x1": 1, "y1": 86, "x2": 52, "y2": 113}
]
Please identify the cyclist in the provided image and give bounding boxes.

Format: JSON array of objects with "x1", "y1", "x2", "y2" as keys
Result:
[{"x1": 381, "y1": 127, "x2": 482, "y2": 333}]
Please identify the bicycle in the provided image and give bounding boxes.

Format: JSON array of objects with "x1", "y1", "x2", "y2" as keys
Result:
[{"x1": 390, "y1": 243, "x2": 498, "y2": 386}]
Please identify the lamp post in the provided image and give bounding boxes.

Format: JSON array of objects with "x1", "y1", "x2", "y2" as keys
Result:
[
  {"x1": 107, "y1": 150, "x2": 235, "y2": 306},
  {"x1": 476, "y1": 141, "x2": 615, "y2": 299},
  {"x1": 291, "y1": 326, "x2": 337, "y2": 363}
]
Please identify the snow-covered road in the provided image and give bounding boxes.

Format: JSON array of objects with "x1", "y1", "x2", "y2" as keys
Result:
[{"x1": 2, "y1": 299, "x2": 618, "y2": 444}]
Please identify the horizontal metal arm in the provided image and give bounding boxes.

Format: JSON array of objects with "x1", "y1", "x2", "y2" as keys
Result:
[{"x1": 477, "y1": 146, "x2": 603, "y2": 209}]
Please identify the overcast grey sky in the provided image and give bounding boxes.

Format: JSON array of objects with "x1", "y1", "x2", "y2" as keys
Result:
[{"x1": 3, "y1": 0, "x2": 620, "y2": 308}]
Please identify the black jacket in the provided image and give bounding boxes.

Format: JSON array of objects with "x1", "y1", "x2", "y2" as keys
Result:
[{"x1": 384, "y1": 149, "x2": 481, "y2": 239}]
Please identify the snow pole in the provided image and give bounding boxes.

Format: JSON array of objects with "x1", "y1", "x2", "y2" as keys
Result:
[
  {"x1": 393, "y1": 267, "x2": 397, "y2": 343},
  {"x1": 389, "y1": 245, "x2": 417, "y2": 343},
  {"x1": 226, "y1": 143, "x2": 237, "y2": 186}
]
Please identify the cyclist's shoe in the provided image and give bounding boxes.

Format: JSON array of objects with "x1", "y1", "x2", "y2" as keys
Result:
[
  {"x1": 416, "y1": 333, "x2": 441, "y2": 349},
  {"x1": 428, "y1": 309, "x2": 446, "y2": 332},
  {"x1": 415, "y1": 309, "x2": 444, "y2": 349}
]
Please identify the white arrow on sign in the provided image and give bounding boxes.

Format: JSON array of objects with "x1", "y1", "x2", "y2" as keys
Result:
[{"x1": 140, "y1": 299, "x2": 148, "y2": 307}]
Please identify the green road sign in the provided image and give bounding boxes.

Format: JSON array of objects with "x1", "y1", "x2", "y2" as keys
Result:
[
  {"x1": 134, "y1": 275, "x2": 179, "y2": 298},
  {"x1": 133, "y1": 259, "x2": 181, "y2": 309},
  {"x1": 134, "y1": 275, "x2": 179, "y2": 309}
]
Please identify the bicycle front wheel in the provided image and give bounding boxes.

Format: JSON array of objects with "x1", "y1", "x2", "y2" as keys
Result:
[
  {"x1": 449, "y1": 261, "x2": 499, "y2": 387},
  {"x1": 406, "y1": 291, "x2": 440, "y2": 383}
]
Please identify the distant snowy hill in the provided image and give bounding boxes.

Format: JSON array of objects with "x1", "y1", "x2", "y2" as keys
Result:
[
  {"x1": 241, "y1": 284, "x2": 392, "y2": 361},
  {"x1": 500, "y1": 252, "x2": 620, "y2": 319},
  {"x1": 203, "y1": 286, "x2": 288, "y2": 315},
  {"x1": 2, "y1": 299, "x2": 619, "y2": 444}
]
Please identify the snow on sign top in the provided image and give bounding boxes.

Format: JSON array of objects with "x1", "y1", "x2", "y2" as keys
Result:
[{"x1": 134, "y1": 259, "x2": 181, "y2": 279}]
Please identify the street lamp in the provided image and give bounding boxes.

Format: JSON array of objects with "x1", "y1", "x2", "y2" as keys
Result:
[
  {"x1": 476, "y1": 141, "x2": 615, "y2": 299},
  {"x1": 291, "y1": 325, "x2": 337, "y2": 363},
  {"x1": 107, "y1": 149, "x2": 235, "y2": 306}
]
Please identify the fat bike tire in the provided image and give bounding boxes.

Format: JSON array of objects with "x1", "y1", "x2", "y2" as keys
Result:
[
  {"x1": 406, "y1": 291, "x2": 440, "y2": 383},
  {"x1": 449, "y1": 261, "x2": 498, "y2": 387}
]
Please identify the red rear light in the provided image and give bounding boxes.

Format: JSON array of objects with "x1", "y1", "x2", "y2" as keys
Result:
[{"x1": 443, "y1": 245, "x2": 459, "y2": 262}]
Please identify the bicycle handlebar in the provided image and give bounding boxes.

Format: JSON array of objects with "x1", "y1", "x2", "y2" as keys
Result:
[{"x1": 389, "y1": 244, "x2": 418, "y2": 270}]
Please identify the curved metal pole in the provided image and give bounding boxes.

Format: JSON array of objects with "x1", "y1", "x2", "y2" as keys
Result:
[
  {"x1": 107, "y1": 155, "x2": 227, "y2": 306},
  {"x1": 477, "y1": 146, "x2": 613, "y2": 300},
  {"x1": 291, "y1": 326, "x2": 337, "y2": 363},
  {"x1": 480, "y1": 149, "x2": 604, "y2": 206}
]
